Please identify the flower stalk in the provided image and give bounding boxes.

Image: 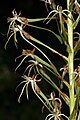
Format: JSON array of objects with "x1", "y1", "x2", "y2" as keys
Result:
[{"x1": 67, "y1": 0, "x2": 75, "y2": 118}]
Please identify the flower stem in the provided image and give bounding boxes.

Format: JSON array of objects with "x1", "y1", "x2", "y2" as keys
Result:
[{"x1": 67, "y1": 0, "x2": 75, "y2": 118}]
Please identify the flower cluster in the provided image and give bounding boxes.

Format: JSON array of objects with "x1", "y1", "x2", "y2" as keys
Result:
[
  {"x1": 15, "y1": 48, "x2": 35, "y2": 71},
  {"x1": 44, "y1": 5, "x2": 70, "y2": 24},
  {"x1": 45, "y1": 92, "x2": 68, "y2": 120},
  {"x1": 5, "y1": 9, "x2": 30, "y2": 49},
  {"x1": 15, "y1": 48, "x2": 43, "y2": 76}
]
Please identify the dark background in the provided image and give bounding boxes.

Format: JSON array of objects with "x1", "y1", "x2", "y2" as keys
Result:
[{"x1": 0, "y1": 0, "x2": 79, "y2": 120}]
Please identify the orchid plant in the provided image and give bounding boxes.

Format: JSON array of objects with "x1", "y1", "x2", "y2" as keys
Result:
[{"x1": 5, "y1": 0, "x2": 80, "y2": 120}]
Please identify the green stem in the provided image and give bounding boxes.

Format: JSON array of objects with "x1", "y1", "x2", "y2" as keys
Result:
[{"x1": 67, "y1": 0, "x2": 75, "y2": 118}]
